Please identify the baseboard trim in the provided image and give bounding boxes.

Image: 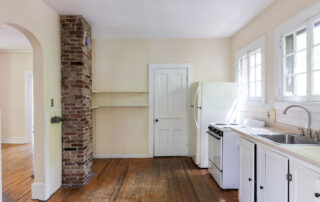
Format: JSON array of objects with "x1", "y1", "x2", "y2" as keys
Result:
[
  {"x1": 2, "y1": 136, "x2": 28, "y2": 144},
  {"x1": 93, "y1": 154, "x2": 151, "y2": 159},
  {"x1": 32, "y1": 183, "x2": 48, "y2": 201}
]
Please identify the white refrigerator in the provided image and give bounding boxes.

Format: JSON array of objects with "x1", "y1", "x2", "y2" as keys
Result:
[{"x1": 189, "y1": 82, "x2": 238, "y2": 168}]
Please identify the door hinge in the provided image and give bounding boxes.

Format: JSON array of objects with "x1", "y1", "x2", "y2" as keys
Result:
[{"x1": 287, "y1": 173, "x2": 292, "y2": 182}]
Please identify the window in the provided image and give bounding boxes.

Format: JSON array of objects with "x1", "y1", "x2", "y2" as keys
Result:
[
  {"x1": 276, "y1": 4, "x2": 320, "y2": 102},
  {"x1": 312, "y1": 22, "x2": 320, "y2": 96},
  {"x1": 283, "y1": 28, "x2": 307, "y2": 97},
  {"x1": 235, "y1": 37, "x2": 265, "y2": 103}
]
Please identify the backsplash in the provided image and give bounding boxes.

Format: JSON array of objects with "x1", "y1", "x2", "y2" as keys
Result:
[
  {"x1": 274, "y1": 102, "x2": 320, "y2": 131},
  {"x1": 236, "y1": 103, "x2": 274, "y2": 127},
  {"x1": 236, "y1": 102, "x2": 320, "y2": 132}
]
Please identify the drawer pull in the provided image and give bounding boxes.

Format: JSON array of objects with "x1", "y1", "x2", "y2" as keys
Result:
[
  {"x1": 260, "y1": 186, "x2": 264, "y2": 190},
  {"x1": 248, "y1": 178, "x2": 252, "y2": 182},
  {"x1": 315, "y1": 193, "x2": 320, "y2": 198}
]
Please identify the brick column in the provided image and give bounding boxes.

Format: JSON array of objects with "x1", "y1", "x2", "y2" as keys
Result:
[{"x1": 60, "y1": 15, "x2": 93, "y2": 187}]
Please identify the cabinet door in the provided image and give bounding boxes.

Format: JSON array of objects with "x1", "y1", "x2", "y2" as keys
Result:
[
  {"x1": 257, "y1": 146, "x2": 289, "y2": 202},
  {"x1": 239, "y1": 138, "x2": 255, "y2": 202},
  {"x1": 290, "y1": 161, "x2": 320, "y2": 202}
]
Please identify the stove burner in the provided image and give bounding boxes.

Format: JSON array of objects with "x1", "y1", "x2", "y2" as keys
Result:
[{"x1": 214, "y1": 123, "x2": 227, "y2": 126}]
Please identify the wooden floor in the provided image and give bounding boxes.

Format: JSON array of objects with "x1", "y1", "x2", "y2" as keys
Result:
[
  {"x1": 2, "y1": 144, "x2": 33, "y2": 202},
  {"x1": 2, "y1": 144, "x2": 238, "y2": 202}
]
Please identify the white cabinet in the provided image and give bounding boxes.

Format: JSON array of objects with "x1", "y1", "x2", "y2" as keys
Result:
[
  {"x1": 290, "y1": 161, "x2": 320, "y2": 202},
  {"x1": 239, "y1": 137, "x2": 255, "y2": 202},
  {"x1": 257, "y1": 146, "x2": 289, "y2": 202},
  {"x1": 238, "y1": 135, "x2": 320, "y2": 202}
]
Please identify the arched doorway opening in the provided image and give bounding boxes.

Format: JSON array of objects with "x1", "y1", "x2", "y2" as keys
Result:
[{"x1": 0, "y1": 23, "x2": 44, "y2": 201}]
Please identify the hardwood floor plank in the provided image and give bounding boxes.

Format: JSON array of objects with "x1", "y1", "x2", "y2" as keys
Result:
[
  {"x1": 2, "y1": 144, "x2": 34, "y2": 202},
  {"x1": 2, "y1": 144, "x2": 238, "y2": 202}
]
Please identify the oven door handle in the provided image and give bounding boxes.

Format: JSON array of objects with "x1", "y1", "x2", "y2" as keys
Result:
[{"x1": 207, "y1": 131, "x2": 221, "y2": 140}]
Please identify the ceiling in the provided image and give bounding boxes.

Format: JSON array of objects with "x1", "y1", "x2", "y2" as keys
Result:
[
  {"x1": 44, "y1": 0, "x2": 275, "y2": 39},
  {"x1": 0, "y1": 24, "x2": 32, "y2": 52}
]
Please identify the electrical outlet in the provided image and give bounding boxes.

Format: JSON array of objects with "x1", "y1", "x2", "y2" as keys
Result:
[
  {"x1": 267, "y1": 109, "x2": 276, "y2": 121},
  {"x1": 51, "y1": 98, "x2": 54, "y2": 107}
]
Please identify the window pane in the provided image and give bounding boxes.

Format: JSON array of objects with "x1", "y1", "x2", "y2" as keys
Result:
[
  {"x1": 294, "y1": 74, "x2": 307, "y2": 96},
  {"x1": 256, "y1": 50, "x2": 262, "y2": 65},
  {"x1": 256, "y1": 65, "x2": 262, "y2": 81},
  {"x1": 314, "y1": 21, "x2": 320, "y2": 45},
  {"x1": 313, "y1": 45, "x2": 320, "y2": 70},
  {"x1": 250, "y1": 82, "x2": 256, "y2": 97},
  {"x1": 250, "y1": 68, "x2": 255, "y2": 82},
  {"x1": 250, "y1": 53, "x2": 255, "y2": 68},
  {"x1": 284, "y1": 76, "x2": 294, "y2": 96},
  {"x1": 295, "y1": 51, "x2": 307, "y2": 74},
  {"x1": 312, "y1": 71, "x2": 320, "y2": 95},
  {"x1": 296, "y1": 28, "x2": 307, "y2": 51},
  {"x1": 285, "y1": 34, "x2": 294, "y2": 54},
  {"x1": 238, "y1": 56, "x2": 248, "y2": 97},
  {"x1": 256, "y1": 81, "x2": 262, "y2": 97},
  {"x1": 285, "y1": 55, "x2": 294, "y2": 75}
]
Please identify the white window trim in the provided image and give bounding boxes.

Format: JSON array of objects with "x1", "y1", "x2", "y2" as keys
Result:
[
  {"x1": 235, "y1": 36, "x2": 266, "y2": 104},
  {"x1": 274, "y1": 1, "x2": 320, "y2": 102}
]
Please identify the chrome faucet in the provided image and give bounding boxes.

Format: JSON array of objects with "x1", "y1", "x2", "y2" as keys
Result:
[{"x1": 282, "y1": 105, "x2": 312, "y2": 138}]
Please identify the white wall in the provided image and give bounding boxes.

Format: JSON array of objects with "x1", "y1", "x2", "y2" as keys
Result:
[
  {"x1": 0, "y1": 0, "x2": 61, "y2": 200},
  {"x1": 0, "y1": 52, "x2": 33, "y2": 143},
  {"x1": 92, "y1": 38, "x2": 232, "y2": 156}
]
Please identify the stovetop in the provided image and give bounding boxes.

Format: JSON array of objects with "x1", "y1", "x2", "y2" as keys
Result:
[{"x1": 209, "y1": 123, "x2": 239, "y2": 132}]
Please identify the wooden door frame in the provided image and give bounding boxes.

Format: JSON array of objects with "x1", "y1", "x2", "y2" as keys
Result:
[{"x1": 148, "y1": 64, "x2": 192, "y2": 157}]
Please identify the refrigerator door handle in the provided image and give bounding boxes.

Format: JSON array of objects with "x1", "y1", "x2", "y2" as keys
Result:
[{"x1": 193, "y1": 86, "x2": 200, "y2": 129}]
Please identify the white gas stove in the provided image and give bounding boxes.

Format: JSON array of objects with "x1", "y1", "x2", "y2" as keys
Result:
[{"x1": 207, "y1": 123, "x2": 240, "y2": 189}]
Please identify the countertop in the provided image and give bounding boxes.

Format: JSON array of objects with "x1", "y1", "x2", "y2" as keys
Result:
[{"x1": 231, "y1": 126, "x2": 320, "y2": 169}]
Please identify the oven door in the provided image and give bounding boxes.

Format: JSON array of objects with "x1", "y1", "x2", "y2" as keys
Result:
[{"x1": 207, "y1": 131, "x2": 223, "y2": 171}]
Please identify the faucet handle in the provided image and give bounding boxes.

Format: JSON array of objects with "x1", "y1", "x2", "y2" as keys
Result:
[
  {"x1": 315, "y1": 131, "x2": 320, "y2": 141},
  {"x1": 298, "y1": 128, "x2": 305, "y2": 136}
]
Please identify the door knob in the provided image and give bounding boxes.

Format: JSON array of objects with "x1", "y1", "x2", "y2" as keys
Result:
[
  {"x1": 260, "y1": 186, "x2": 264, "y2": 190},
  {"x1": 248, "y1": 178, "x2": 252, "y2": 182}
]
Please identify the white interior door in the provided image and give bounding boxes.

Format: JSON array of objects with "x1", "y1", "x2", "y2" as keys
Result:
[{"x1": 154, "y1": 68, "x2": 188, "y2": 156}]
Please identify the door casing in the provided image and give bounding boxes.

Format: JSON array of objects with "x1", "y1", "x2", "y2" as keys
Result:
[{"x1": 148, "y1": 64, "x2": 192, "y2": 157}]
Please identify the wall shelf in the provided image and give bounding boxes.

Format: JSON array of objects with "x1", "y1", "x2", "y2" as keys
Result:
[
  {"x1": 91, "y1": 104, "x2": 148, "y2": 109},
  {"x1": 92, "y1": 91, "x2": 149, "y2": 108},
  {"x1": 92, "y1": 91, "x2": 149, "y2": 93}
]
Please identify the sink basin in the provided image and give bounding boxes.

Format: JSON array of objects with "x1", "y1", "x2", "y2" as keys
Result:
[{"x1": 257, "y1": 134, "x2": 320, "y2": 145}]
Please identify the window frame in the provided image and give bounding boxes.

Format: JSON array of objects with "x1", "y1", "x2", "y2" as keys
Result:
[
  {"x1": 275, "y1": 2, "x2": 320, "y2": 102},
  {"x1": 235, "y1": 36, "x2": 266, "y2": 104}
]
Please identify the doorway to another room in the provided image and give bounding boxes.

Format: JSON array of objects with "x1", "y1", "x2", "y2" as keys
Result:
[{"x1": 0, "y1": 24, "x2": 34, "y2": 201}]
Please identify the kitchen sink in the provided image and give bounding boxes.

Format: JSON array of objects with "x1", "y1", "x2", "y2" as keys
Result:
[{"x1": 257, "y1": 134, "x2": 320, "y2": 145}]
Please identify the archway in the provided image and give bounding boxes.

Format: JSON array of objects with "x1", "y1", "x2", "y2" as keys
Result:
[{"x1": 0, "y1": 23, "x2": 45, "y2": 201}]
